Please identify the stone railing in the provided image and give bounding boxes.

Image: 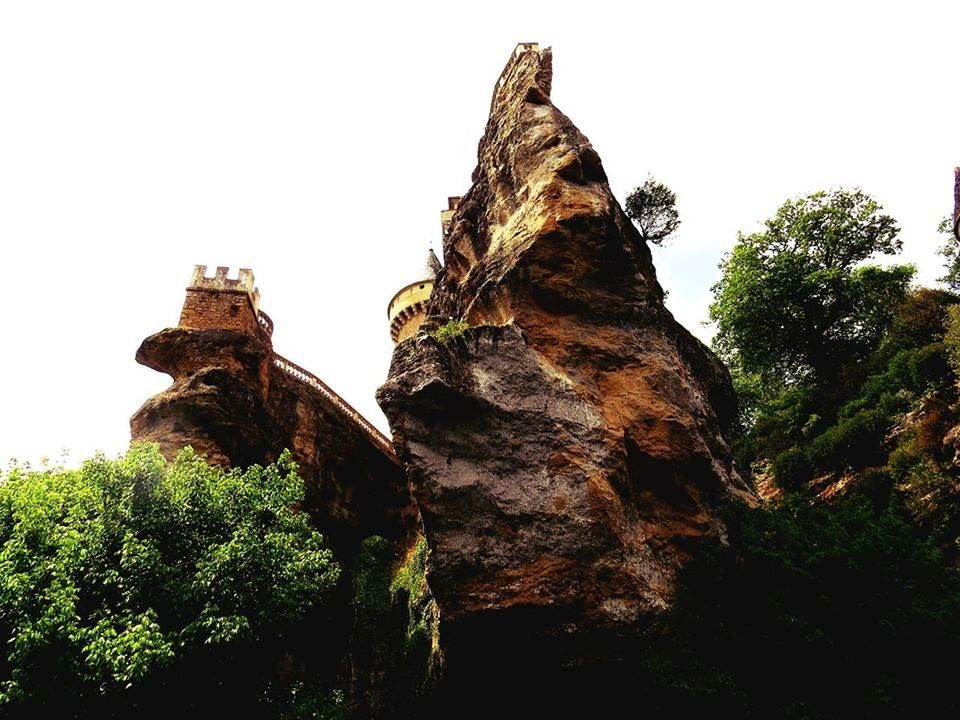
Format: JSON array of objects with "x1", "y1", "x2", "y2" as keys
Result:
[
  {"x1": 257, "y1": 310, "x2": 274, "y2": 337},
  {"x1": 272, "y1": 354, "x2": 398, "y2": 463}
]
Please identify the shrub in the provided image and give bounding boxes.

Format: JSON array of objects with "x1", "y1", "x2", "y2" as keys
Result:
[
  {"x1": 350, "y1": 534, "x2": 439, "y2": 713},
  {"x1": 808, "y1": 407, "x2": 890, "y2": 472},
  {"x1": 352, "y1": 535, "x2": 393, "y2": 629},
  {"x1": 0, "y1": 444, "x2": 340, "y2": 715},
  {"x1": 771, "y1": 446, "x2": 813, "y2": 491},
  {"x1": 430, "y1": 320, "x2": 469, "y2": 345},
  {"x1": 640, "y1": 495, "x2": 960, "y2": 717},
  {"x1": 944, "y1": 304, "x2": 960, "y2": 376}
]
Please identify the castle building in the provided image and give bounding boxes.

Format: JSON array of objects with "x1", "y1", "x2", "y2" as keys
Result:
[
  {"x1": 386, "y1": 197, "x2": 459, "y2": 343},
  {"x1": 132, "y1": 264, "x2": 410, "y2": 552},
  {"x1": 178, "y1": 265, "x2": 272, "y2": 337}
]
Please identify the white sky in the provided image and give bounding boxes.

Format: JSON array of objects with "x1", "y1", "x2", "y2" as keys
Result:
[{"x1": 2, "y1": 1, "x2": 958, "y2": 465}]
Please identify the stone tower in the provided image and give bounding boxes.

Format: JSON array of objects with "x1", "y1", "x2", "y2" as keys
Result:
[
  {"x1": 178, "y1": 265, "x2": 273, "y2": 337},
  {"x1": 386, "y1": 199, "x2": 456, "y2": 343}
]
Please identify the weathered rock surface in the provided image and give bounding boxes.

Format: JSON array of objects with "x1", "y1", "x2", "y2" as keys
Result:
[
  {"x1": 131, "y1": 325, "x2": 412, "y2": 551},
  {"x1": 131, "y1": 312, "x2": 430, "y2": 719},
  {"x1": 377, "y1": 44, "x2": 755, "y2": 675}
]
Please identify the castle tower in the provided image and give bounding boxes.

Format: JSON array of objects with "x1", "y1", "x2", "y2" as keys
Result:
[
  {"x1": 386, "y1": 197, "x2": 458, "y2": 343},
  {"x1": 178, "y1": 265, "x2": 273, "y2": 338},
  {"x1": 387, "y1": 249, "x2": 441, "y2": 344}
]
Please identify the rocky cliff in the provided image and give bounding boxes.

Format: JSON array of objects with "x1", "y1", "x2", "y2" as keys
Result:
[
  {"x1": 377, "y1": 44, "x2": 755, "y2": 688},
  {"x1": 131, "y1": 309, "x2": 412, "y2": 552}
]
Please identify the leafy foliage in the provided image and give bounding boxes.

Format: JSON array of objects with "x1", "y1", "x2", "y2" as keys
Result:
[
  {"x1": 937, "y1": 214, "x2": 960, "y2": 290},
  {"x1": 430, "y1": 320, "x2": 469, "y2": 345},
  {"x1": 389, "y1": 535, "x2": 435, "y2": 658},
  {"x1": 350, "y1": 535, "x2": 439, "y2": 715},
  {"x1": 0, "y1": 444, "x2": 340, "y2": 715},
  {"x1": 717, "y1": 235, "x2": 960, "y2": 555},
  {"x1": 710, "y1": 189, "x2": 913, "y2": 395},
  {"x1": 738, "y1": 301, "x2": 955, "y2": 491},
  {"x1": 709, "y1": 188, "x2": 960, "y2": 564},
  {"x1": 638, "y1": 495, "x2": 960, "y2": 717},
  {"x1": 274, "y1": 685, "x2": 344, "y2": 720},
  {"x1": 943, "y1": 303, "x2": 960, "y2": 375},
  {"x1": 352, "y1": 535, "x2": 394, "y2": 629},
  {"x1": 624, "y1": 178, "x2": 680, "y2": 245}
]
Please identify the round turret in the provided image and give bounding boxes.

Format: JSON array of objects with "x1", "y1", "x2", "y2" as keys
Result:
[{"x1": 387, "y1": 249, "x2": 441, "y2": 343}]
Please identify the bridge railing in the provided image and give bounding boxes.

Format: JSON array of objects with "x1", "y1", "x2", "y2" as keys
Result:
[{"x1": 272, "y1": 353, "x2": 398, "y2": 463}]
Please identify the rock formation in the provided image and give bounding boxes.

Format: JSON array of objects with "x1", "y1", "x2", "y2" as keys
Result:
[
  {"x1": 131, "y1": 270, "x2": 412, "y2": 552},
  {"x1": 377, "y1": 43, "x2": 755, "y2": 683}
]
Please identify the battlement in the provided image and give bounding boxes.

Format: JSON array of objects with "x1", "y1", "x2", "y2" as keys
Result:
[
  {"x1": 179, "y1": 265, "x2": 267, "y2": 337},
  {"x1": 188, "y1": 265, "x2": 261, "y2": 311}
]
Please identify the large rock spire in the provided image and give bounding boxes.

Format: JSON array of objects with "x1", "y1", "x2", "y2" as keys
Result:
[{"x1": 377, "y1": 43, "x2": 754, "y2": 682}]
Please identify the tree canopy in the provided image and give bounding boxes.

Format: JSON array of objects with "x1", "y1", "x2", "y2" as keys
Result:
[
  {"x1": 0, "y1": 444, "x2": 340, "y2": 716},
  {"x1": 710, "y1": 189, "x2": 914, "y2": 398},
  {"x1": 638, "y1": 494, "x2": 960, "y2": 717},
  {"x1": 624, "y1": 178, "x2": 680, "y2": 245},
  {"x1": 937, "y1": 214, "x2": 960, "y2": 290}
]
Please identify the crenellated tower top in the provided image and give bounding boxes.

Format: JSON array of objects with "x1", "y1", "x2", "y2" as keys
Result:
[
  {"x1": 188, "y1": 265, "x2": 261, "y2": 312},
  {"x1": 179, "y1": 265, "x2": 271, "y2": 337}
]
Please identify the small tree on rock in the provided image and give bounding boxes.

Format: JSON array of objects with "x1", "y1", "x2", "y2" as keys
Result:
[{"x1": 625, "y1": 178, "x2": 680, "y2": 245}]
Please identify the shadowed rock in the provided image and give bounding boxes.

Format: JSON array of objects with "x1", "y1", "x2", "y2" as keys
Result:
[
  {"x1": 131, "y1": 276, "x2": 412, "y2": 553},
  {"x1": 377, "y1": 44, "x2": 755, "y2": 681}
]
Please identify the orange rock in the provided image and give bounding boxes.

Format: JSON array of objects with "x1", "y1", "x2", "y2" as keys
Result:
[{"x1": 378, "y1": 44, "x2": 755, "y2": 679}]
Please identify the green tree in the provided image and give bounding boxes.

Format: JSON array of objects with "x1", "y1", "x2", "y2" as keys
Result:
[
  {"x1": 625, "y1": 178, "x2": 680, "y2": 245},
  {"x1": 710, "y1": 189, "x2": 914, "y2": 396},
  {"x1": 638, "y1": 495, "x2": 960, "y2": 717},
  {"x1": 937, "y1": 214, "x2": 960, "y2": 290},
  {"x1": 0, "y1": 444, "x2": 340, "y2": 716}
]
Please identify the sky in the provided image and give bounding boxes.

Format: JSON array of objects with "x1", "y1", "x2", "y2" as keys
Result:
[{"x1": 1, "y1": 1, "x2": 958, "y2": 466}]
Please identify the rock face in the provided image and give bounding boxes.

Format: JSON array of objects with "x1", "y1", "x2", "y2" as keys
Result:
[
  {"x1": 377, "y1": 44, "x2": 755, "y2": 680},
  {"x1": 131, "y1": 283, "x2": 431, "y2": 719},
  {"x1": 131, "y1": 285, "x2": 412, "y2": 553}
]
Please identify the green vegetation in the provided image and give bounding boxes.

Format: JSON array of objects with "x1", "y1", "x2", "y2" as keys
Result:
[
  {"x1": 0, "y1": 444, "x2": 340, "y2": 717},
  {"x1": 350, "y1": 534, "x2": 439, "y2": 713},
  {"x1": 688, "y1": 186, "x2": 960, "y2": 714},
  {"x1": 275, "y1": 686, "x2": 344, "y2": 720},
  {"x1": 937, "y1": 214, "x2": 960, "y2": 290},
  {"x1": 944, "y1": 303, "x2": 960, "y2": 373},
  {"x1": 430, "y1": 319, "x2": 469, "y2": 345},
  {"x1": 390, "y1": 535, "x2": 435, "y2": 660},
  {"x1": 5, "y1": 182, "x2": 960, "y2": 716},
  {"x1": 353, "y1": 535, "x2": 394, "y2": 628},
  {"x1": 710, "y1": 189, "x2": 946, "y2": 484},
  {"x1": 389, "y1": 535, "x2": 428, "y2": 602},
  {"x1": 639, "y1": 494, "x2": 960, "y2": 717},
  {"x1": 710, "y1": 189, "x2": 914, "y2": 423},
  {"x1": 625, "y1": 178, "x2": 680, "y2": 245},
  {"x1": 710, "y1": 187, "x2": 960, "y2": 557}
]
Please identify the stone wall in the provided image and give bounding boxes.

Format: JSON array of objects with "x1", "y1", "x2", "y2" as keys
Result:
[{"x1": 179, "y1": 288, "x2": 260, "y2": 335}]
